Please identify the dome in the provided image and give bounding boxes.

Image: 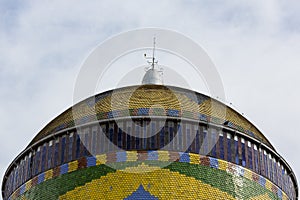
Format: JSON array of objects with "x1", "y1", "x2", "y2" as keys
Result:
[{"x1": 2, "y1": 84, "x2": 298, "y2": 200}]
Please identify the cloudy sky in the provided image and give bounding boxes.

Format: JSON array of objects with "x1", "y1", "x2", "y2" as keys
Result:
[{"x1": 1, "y1": 0, "x2": 300, "y2": 195}]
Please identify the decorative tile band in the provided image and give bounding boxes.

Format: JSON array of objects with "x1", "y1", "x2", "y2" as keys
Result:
[{"x1": 10, "y1": 151, "x2": 289, "y2": 200}]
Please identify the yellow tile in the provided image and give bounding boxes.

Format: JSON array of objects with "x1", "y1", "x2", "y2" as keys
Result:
[
  {"x1": 96, "y1": 154, "x2": 107, "y2": 165},
  {"x1": 68, "y1": 160, "x2": 78, "y2": 172},
  {"x1": 25, "y1": 179, "x2": 32, "y2": 191},
  {"x1": 20, "y1": 195, "x2": 28, "y2": 200},
  {"x1": 44, "y1": 169, "x2": 53, "y2": 180},
  {"x1": 244, "y1": 169, "x2": 253, "y2": 180},
  {"x1": 282, "y1": 193, "x2": 288, "y2": 200},
  {"x1": 265, "y1": 179, "x2": 273, "y2": 191},
  {"x1": 126, "y1": 151, "x2": 137, "y2": 162},
  {"x1": 189, "y1": 153, "x2": 199, "y2": 165},
  {"x1": 218, "y1": 160, "x2": 228, "y2": 171},
  {"x1": 157, "y1": 151, "x2": 169, "y2": 162}
]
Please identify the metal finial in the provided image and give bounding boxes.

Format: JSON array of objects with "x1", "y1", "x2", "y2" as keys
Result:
[
  {"x1": 144, "y1": 37, "x2": 158, "y2": 69},
  {"x1": 142, "y1": 37, "x2": 163, "y2": 85}
]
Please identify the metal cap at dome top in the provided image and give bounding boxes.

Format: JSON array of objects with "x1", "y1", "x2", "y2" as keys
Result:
[{"x1": 142, "y1": 68, "x2": 163, "y2": 85}]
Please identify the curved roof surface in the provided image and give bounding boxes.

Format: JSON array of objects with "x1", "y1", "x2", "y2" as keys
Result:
[{"x1": 28, "y1": 85, "x2": 274, "y2": 149}]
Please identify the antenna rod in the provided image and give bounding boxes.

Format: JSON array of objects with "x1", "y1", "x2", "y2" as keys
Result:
[
  {"x1": 152, "y1": 37, "x2": 156, "y2": 69},
  {"x1": 144, "y1": 37, "x2": 158, "y2": 70}
]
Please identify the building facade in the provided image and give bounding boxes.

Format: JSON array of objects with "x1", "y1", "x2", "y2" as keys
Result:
[{"x1": 2, "y1": 83, "x2": 298, "y2": 199}]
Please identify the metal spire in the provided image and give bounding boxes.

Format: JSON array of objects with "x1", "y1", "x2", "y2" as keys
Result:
[
  {"x1": 152, "y1": 37, "x2": 156, "y2": 69},
  {"x1": 144, "y1": 37, "x2": 158, "y2": 70},
  {"x1": 142, "y1": 37, "x2": 163, "y2": 85}
]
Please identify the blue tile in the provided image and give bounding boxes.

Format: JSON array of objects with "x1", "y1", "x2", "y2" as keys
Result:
[
  {"x1": 138, "y1": 108, "x2": 149, "y2": 116},
  {"x1": 236, "y1": 167, "x2": 245, "y2": 177},
  {"x1": 124, "y1": 185, "x2": 158, "y2": 200},
  {"x1": 107, "y1": 111, "x2": 113, "y2": 118},
  {"x1": 259, "y1": 176, "x2": 266, "y2": 187},
  {"x1": 37, "y1": 173, "x2": 45, "y2": 184},
  {"x1": 87, "y1": 156, "x2": 96, "y2": 167},
  {"x1": 210, "y1": 157, "x2": 219, "y2": 169},
  {"x1": 60, "y1": 164, "x2": 69, "y2": 175},
  {"x1": 19, "y1": 184, "x2": 25, "y2": 195},
  {"x1": 116, "y1": 152, "x2": 127, "y2": 162},
  {"x1": 277, "y1": 189, "x2": 282, "y2": 199},
  {"x1": 167, "y1": 109, "x2": 179, "y2": 117},
  {"x1": 147, "y1": 151, "x2": 158, "y2": 160},
  {"x1": 112, "y1": 110, "x2": 120, "y2": 118},
  {"x1": 179, "y1": 153, "x2": 190, "y2": 163},
  {"x1": 199, "y1": 114, "x2": 207, "y2": 121}
]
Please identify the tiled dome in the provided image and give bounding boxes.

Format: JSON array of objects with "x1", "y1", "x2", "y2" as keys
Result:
[{"x1": 30, "y1": 85, "x2": 273, "y2": 149}]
